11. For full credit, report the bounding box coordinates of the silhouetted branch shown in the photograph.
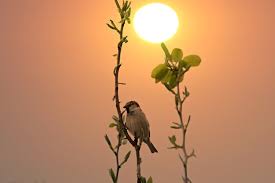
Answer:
[106,1,145,183]
[173,84,196,183]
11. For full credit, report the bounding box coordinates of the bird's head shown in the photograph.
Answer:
[123,101,140,113]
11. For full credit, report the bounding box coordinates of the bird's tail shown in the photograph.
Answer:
[146,140,158,153]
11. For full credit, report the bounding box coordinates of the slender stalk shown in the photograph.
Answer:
[135,146,141,183]
[111,1,143,182]
[173,84,195,183]
[114,14,135,147]
[134,139,142,183]
[114,135,122,182]
[153,42,200,183]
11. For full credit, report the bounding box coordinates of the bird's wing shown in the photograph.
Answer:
[139,111,150,139]
[140,111,150,127]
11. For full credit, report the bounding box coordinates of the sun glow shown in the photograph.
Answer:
[133,3,179,43]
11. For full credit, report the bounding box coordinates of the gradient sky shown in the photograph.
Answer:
[1,0,275,183]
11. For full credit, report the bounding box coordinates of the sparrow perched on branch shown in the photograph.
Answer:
[123,101,158,153]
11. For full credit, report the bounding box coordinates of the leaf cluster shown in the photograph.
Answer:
[107,0,132,34]
[151,43,201,90]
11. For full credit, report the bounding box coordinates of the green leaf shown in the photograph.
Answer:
[169,135,176,144]
[167,72,177,89]
[112,115,119,122]
[151,64,169,83]
[128,8,131,17]
[127,2,131,10]
[171,48,183,62]
[172,122,181,126]
[105,135,112,148]
[109,123,117,128]
[114,0,122,13]
[124,151,131,162]
[147,176,153,183]
[183,55,201,67]
[126,17,131,24]
[122,1,128,12]
[109,168,116,182]
[105,134,115,152]
[140,177,147,183]
[161,70,172,84]
[170,126,182,129]
[170,122,182,129]
[151,64,165,78]
[161,43,171,60]
[107,23,115,30]
[175,68,185,83]
[179,60,188,69]
[184,86,190,97]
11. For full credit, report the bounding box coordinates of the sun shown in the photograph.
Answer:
[133,3,179,43]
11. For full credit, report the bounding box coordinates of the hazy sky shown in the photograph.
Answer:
[1,0,275,183]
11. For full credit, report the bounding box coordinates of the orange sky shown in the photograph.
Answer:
[1,0,275,183]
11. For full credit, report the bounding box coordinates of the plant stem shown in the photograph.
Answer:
[135,139,142,183]
[136,146,141,183]
[174,84,195,183]
[112,1,143,182]
[114,135,122,183]
[114,2,135,148]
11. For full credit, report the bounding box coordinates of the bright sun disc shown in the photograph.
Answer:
[134,3,179,43]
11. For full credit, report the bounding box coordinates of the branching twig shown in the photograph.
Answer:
[167,84,195,183]
[105,133,131,183]
[113,3,135,147]
[152,43,201,183]
[173,84,196,183]
[107,1,145,183]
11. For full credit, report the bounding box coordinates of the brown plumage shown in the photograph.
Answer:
[124,101,158,153]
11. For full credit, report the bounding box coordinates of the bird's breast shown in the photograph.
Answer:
[126,113,149,139]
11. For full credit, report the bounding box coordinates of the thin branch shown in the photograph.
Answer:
[171,84,195,183]
[111,1,143,183]
[135,138,143,183]
[185,115,191,130]
[113,0,135,147]
[118,82,126,85]
[156,43,199,183]
[115,135,122,182]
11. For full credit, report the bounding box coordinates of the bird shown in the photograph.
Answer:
[123,101,158,153]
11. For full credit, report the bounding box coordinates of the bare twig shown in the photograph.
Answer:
[108,1,144,183]
[113,0,135,147]
[114,135,123,182]
[173,84,195,183]
[135,138,142,183]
